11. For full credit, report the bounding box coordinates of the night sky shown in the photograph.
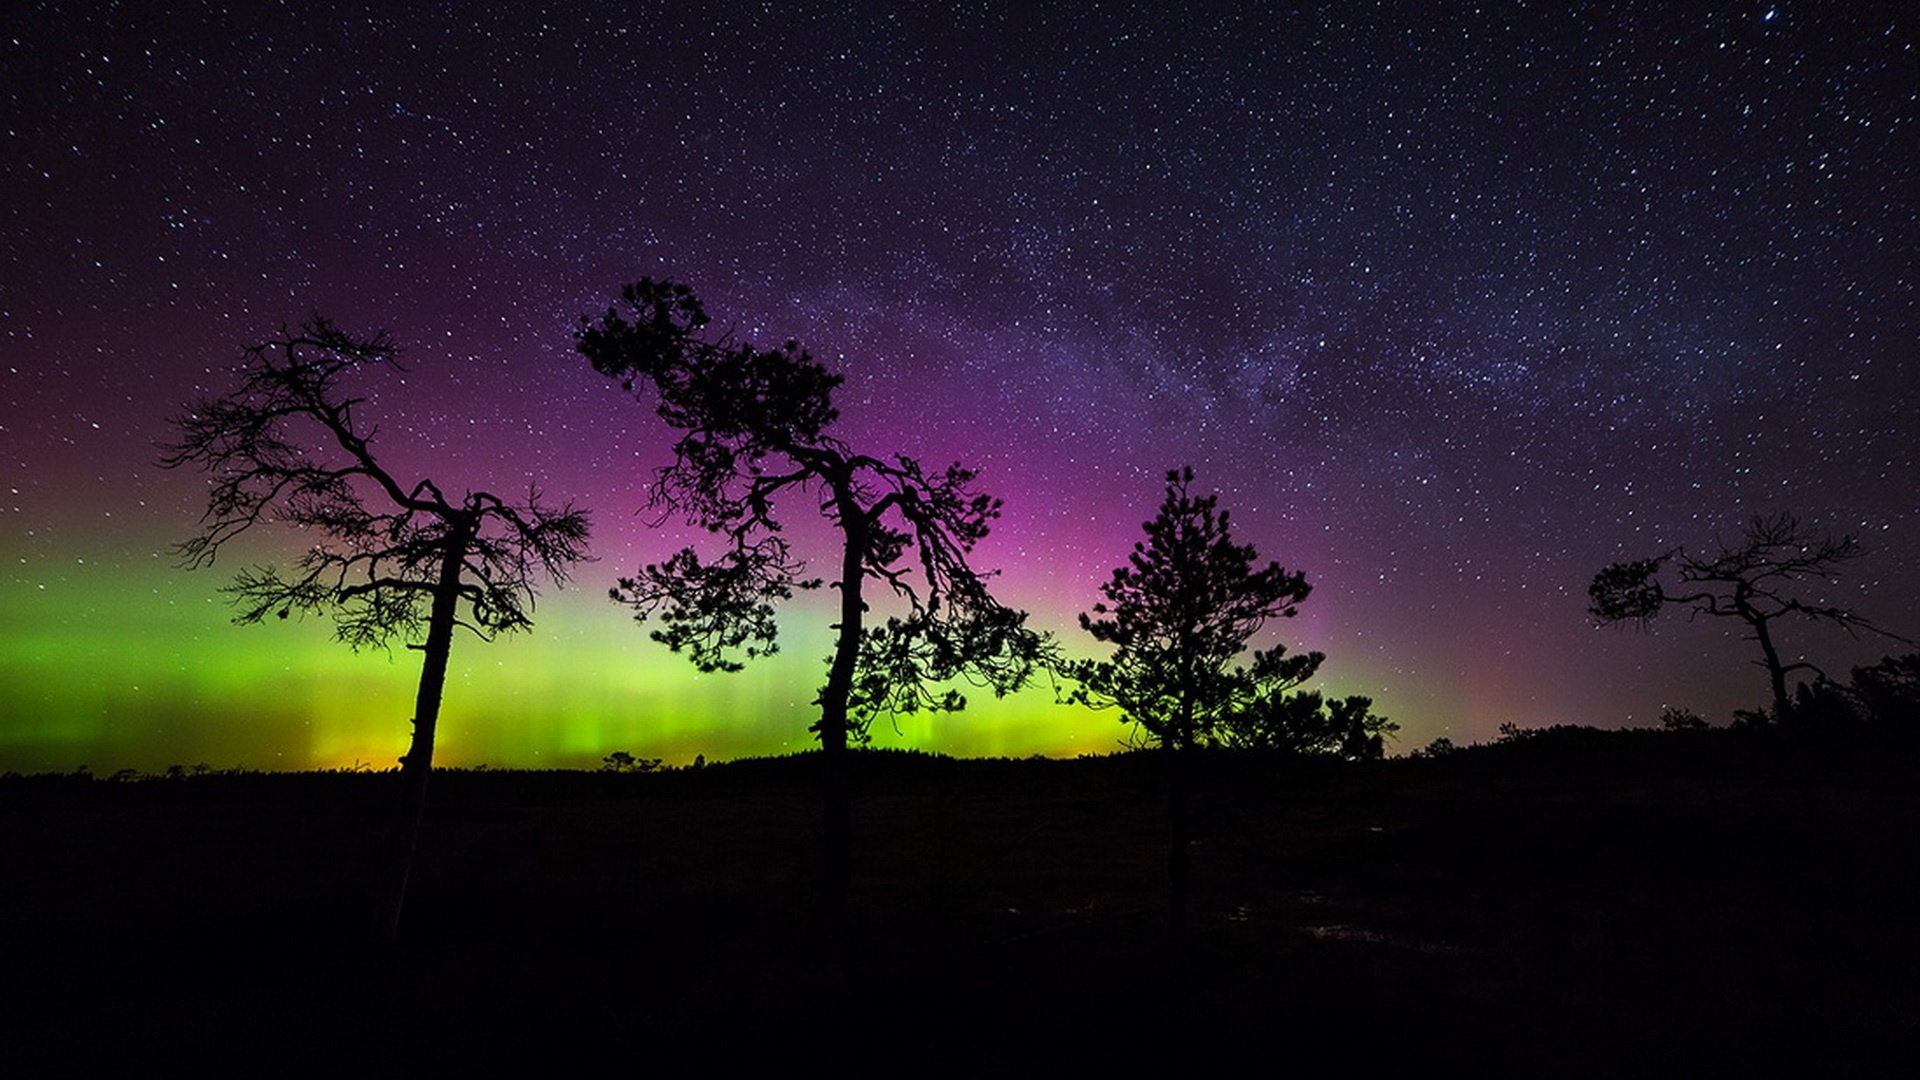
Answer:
[4,1,1915,773]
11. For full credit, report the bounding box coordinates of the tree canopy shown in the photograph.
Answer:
[577,279,1050,748]
[163,319,590,650]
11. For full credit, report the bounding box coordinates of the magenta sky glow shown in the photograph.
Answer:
[3,2,1915,772]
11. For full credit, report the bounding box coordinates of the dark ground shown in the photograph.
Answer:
[4,730,1915,1077]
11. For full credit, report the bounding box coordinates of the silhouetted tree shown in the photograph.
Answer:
[1067,466,1315,937]
[1219,691,1398,758]
[1589,513,1909,722]
[161,318,590,938]
[1659,706,1710,731]
[601,750,662,773]
[577,278,1050,912]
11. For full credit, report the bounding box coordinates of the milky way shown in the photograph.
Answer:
[4,1,1914,771]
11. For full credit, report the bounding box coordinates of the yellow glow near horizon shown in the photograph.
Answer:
[1,553,1136,773]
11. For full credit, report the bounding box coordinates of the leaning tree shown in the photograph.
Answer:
[577,278,1051,911]
[1067,466,1323,938]
[162,318,591,938]
[1589,512,1910,722]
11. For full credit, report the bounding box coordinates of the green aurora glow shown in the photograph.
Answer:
[1,534,1133,773]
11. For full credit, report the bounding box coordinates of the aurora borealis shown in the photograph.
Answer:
[3,2,1915,772]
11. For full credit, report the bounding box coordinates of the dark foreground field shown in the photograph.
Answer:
[5,731,1916,1077]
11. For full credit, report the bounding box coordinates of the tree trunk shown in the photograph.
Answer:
[381,517,472,941]
[1753,614,1793,721]
[1735,584,1794,722]
[813,485,868,924]
[1167,663,1197,946]
[1165,741,1191,944]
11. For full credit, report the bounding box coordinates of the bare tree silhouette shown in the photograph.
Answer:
[577,278,1051,914]
[1589,513,1909,721]
[161,318,590,938]
[1067,466,1316,938]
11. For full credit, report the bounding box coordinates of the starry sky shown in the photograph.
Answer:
[3,1,1915,772]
